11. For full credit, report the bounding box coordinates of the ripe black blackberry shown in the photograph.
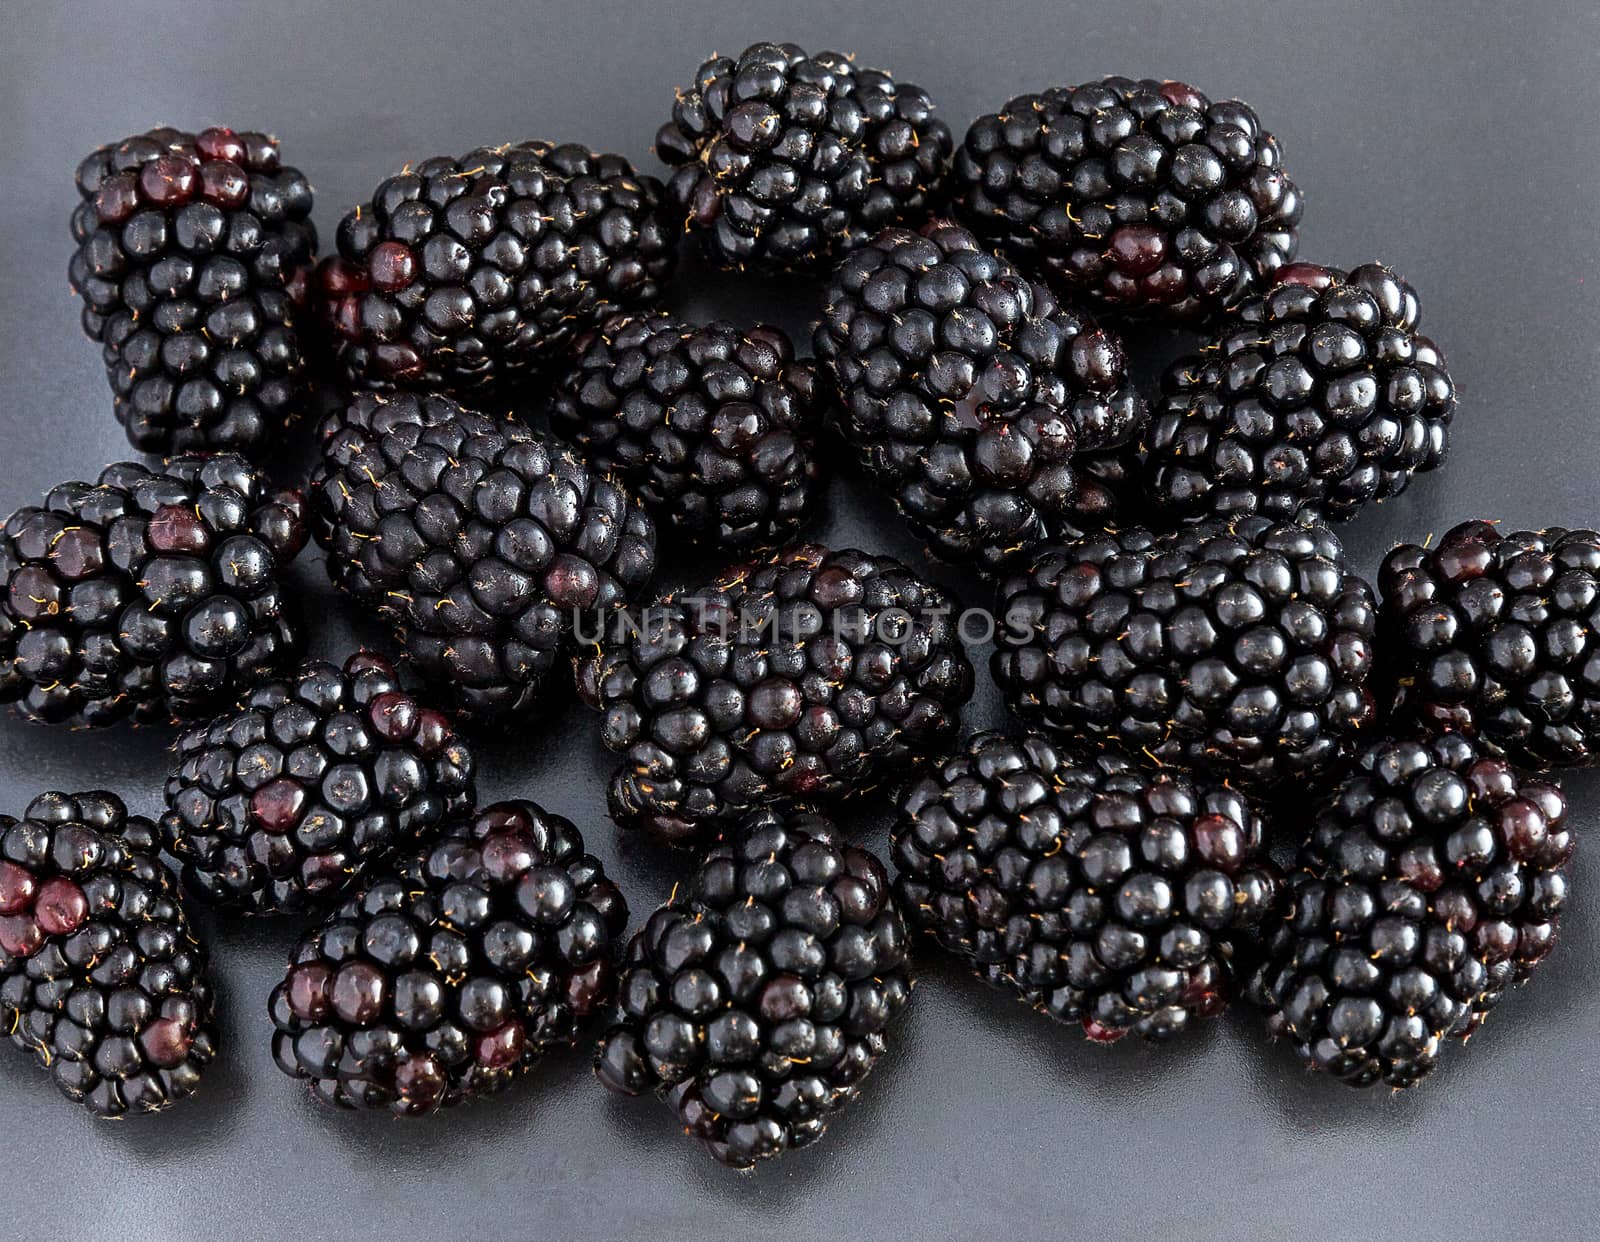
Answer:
[992,516,1379,787]
[550,311,825,550]
[161,652,476,915]
[656,41,952,272]
[1380,521,1600,768]
[310,392,658,716]
[595,811,910,1168]
[1249,733,1571,1088]
[1,791,216,1117]
[952,77,1302,318]
[576,543,974,848]
[1144,263,1456,522]
[317,140,675,392]
[814,220,1148,572]
[270,799,627,1115]
[0,455,307,727]
[894,732,1277,1042]
[68,126,317,455]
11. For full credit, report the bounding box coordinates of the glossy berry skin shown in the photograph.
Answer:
[993,517,1379,788]
[68,126,316,455]
[894,732,1277,1042]
[1,791,216,1118]
[576,543,974,848]
[1380,521,1600,768]
[1250,733,1571,1088]
[270,800,627,1115]
[317,140,675,392]
[656,41,952,272]
[0,455,307,727]
[1144,263,1455,523]
[595,812,910,1168]
[814,221,1148,572]
[550,311,825,550]
[952,77,1301,318]
[161,653,476,915]
[310,392,658,717]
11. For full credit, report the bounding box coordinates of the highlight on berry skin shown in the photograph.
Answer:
[0,791,217,1118]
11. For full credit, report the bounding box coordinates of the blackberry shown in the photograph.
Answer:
[0,455,307,727]
[310,392,658,716]
[1379,521,1600,768]
[894,732,1276,1042]
[316,140,675,392]
[993,516,1379,788]
[595,811,910,1167]
[1249,733,1571,1088]
[576,543,974,848]
[656,41,952,272]
[270,799,627,1115]
[814,220,1148,571]
[161,652,476,915]
[68,126,317,455]
[952,77,1302,318]
[550,311,825,550]
[1144,263,1456,523]
[0,791,216,1117]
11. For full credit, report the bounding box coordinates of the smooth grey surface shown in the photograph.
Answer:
[3,1,1600,1239]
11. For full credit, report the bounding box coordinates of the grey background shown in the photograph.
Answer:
[3,1,1599,1238]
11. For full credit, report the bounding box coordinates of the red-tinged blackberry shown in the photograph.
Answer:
[0,455,307,727]
[1379,521,1600,768]
[0,791,216,1118]
[576,544,974,848]
[310,392,658,717]
[894,731,1277,1042]
[68,126,317,455]
[550,311,825,550]
[1144,263,1456,522]
[595,811,910,1168]
[813,220,1148,572]
[951,77,1302,318]
[993,516,1379,788]
[160,652,476,915]
[270,799,627,1115]
[656,41,952,272]
[316,140,675,392]
[1248,732,1571,1088]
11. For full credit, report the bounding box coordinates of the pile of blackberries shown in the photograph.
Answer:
[0,41,1582,1174]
